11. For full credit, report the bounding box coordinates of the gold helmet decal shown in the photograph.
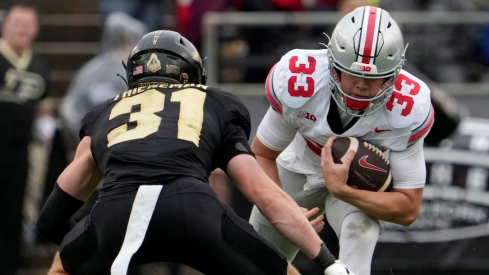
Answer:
[192,51,202,64]
[153,31,164,45]
[146,53,162,73]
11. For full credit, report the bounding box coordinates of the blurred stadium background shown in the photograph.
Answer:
[2,0,489,274]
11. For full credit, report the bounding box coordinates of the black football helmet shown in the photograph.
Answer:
[126,30,207,88]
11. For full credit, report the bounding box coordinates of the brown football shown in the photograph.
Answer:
[331,137,392,192]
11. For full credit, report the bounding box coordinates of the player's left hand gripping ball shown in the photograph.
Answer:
[331,137,392,192]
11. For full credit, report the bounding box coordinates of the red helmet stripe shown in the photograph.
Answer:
[360,6,380,64]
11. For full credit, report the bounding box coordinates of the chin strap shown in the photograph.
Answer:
[118,60,129,89]
[116,73,129,89]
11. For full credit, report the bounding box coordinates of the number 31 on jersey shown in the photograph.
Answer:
[107,88,206,147]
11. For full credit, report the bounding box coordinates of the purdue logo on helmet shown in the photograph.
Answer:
[126,30,207,88]
[327,6,407,117]
[146,53,161,73]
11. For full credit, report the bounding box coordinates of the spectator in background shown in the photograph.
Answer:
[59,12,147,141]
[99,0,163,31]
[478,4,489,66]
[379,0,478,83]
[176,0,242,52]
[476,0,489,82]
[335,0,379,13]
[0,4,49,274]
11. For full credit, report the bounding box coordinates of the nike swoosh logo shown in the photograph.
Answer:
[374,127,391,133]
[359,156,387,172]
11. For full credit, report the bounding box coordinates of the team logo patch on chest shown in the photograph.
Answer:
[299,111,317,122]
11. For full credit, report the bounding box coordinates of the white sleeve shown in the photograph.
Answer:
[389,139,427,189]
[256,107,297,151]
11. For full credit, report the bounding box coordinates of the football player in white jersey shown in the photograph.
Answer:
[249,6,434,275]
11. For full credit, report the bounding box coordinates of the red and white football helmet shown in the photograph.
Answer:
[328,6,407,116]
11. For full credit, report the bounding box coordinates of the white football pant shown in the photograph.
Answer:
[249,162,385,275]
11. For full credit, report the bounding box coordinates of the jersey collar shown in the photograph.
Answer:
[0,39,32,70]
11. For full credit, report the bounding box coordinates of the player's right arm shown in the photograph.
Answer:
[227,154,326,261]
[56,136,103,201]
[37,137,102,245]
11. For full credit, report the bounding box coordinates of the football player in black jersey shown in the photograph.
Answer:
[0,4,49,274]
[38,30,352,275]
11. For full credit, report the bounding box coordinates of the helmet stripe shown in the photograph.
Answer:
[359,6,380,64]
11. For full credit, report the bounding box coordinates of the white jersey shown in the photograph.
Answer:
[258,48,434,189]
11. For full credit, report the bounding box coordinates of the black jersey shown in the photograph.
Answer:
[80,83,254,196]
[0,44,48,142]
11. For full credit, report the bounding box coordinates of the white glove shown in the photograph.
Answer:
[324,260,355,275]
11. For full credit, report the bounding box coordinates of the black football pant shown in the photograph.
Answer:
[59,177,288,275]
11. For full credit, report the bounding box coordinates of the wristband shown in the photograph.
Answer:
[313,243,336,270]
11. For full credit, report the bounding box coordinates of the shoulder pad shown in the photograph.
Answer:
[210,89,252,140]
[79,103,106,139]
[386,70,432,130]
[265,49,329,114]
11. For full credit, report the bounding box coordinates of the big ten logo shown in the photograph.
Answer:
[356,64,372,72]
[299,111,316,122]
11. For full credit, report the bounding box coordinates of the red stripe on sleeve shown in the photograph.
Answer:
[408,105,435,143]
[265,63,283,115]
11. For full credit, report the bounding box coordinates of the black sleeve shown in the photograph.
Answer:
[37,184,84,245]
[229,104,252,141]
[213,88,253,140]
[208,88,254,171]
[217,118,255,172]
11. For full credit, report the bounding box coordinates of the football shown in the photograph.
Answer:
[331,137,392,192]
